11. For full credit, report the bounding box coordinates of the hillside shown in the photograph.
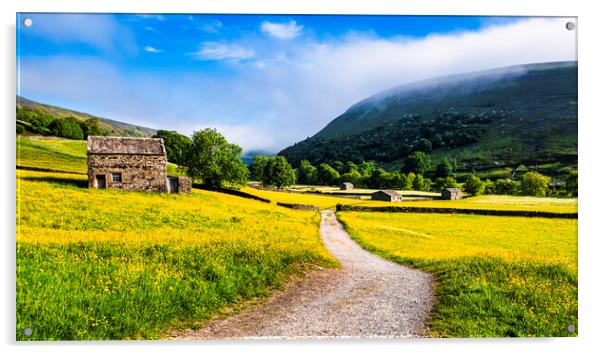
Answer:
[279,61,577,171]
[17,96,157,137]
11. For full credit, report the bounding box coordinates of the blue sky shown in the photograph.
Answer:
[17,14,576,152]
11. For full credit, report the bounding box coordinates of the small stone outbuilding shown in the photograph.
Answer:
[340,182,353,191]
[371,190,402,202]
[87,136,191,194]
[441,187,462,200]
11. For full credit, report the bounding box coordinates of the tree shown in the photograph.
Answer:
[404,151,432,175]
[250,156,270,181]
[345,161,359,173]
[398,173,410,190]
[340,169,362,186]
[565,171,578,196]
[332,160,345,174]
[415,138,433,152]
[153,130,192,165]
[463,175,485,195]
[358,161,377,177]
[80,118,103,139]
[51,117,84,140]
[182,128,248,189]
[492,178,521,195]
[521,172,551,196]
[435,157,455,178]
[433,176,458,192]
[297,159,317,185]
[317,163,340,185]
[407,172,416,190]
[262,156,296,188]
[412,174,426,191]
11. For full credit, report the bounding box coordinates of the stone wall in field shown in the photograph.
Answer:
[336,204,578,219]
[276,202,320,211]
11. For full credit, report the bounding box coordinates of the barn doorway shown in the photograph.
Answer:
[96,175,106,189]
[168,177,179,193]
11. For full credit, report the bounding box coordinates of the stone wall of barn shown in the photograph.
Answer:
[88,154,168,192]
[177,176,192,194]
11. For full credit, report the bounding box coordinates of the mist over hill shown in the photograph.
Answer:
[279,61,577,170]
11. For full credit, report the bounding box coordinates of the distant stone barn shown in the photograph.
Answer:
[87,136,191,194]
[340,182,353,190]
[441,187,462,200]
[371,190,402,202]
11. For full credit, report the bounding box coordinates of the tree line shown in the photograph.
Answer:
[17,107,108,140]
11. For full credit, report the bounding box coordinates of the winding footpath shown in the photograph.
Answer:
[169,210,434,339]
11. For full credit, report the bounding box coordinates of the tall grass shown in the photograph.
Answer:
[17,170,337,340]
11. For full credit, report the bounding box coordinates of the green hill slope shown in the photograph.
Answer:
[17,96,157,137]
[279,61,577,171]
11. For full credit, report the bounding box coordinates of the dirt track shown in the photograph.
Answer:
[168,209,434,339]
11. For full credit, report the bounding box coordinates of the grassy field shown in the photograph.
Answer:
[17,136,87,173]
[16,170,337,340]
[242,187,577,213]
[338,211,578,337]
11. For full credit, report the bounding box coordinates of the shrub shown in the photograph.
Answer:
[521,172,551,197]
[463,175,485,196]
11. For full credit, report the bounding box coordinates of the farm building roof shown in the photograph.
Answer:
[444,188,462,193]
[375,190,401,196]
[87,136,166,155]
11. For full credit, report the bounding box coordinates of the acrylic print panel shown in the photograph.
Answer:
[15,13,578,340]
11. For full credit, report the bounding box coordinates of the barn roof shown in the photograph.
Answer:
[374,189,401,196]
[87,136,166,155]
[444,188,462,193]
[341,182,353,185]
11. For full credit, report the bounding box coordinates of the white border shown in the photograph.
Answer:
[3,1,601,354]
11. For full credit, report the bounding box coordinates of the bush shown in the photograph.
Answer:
[51,117,84,140]
[433,176,458,192]
[491,179,521,195]
[463,175,485,196]
[521,172,551,197]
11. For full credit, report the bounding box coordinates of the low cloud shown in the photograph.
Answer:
[19,17,576,152]
[261,20,303,40]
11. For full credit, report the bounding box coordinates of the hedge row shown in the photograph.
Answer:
[276,202,320,211]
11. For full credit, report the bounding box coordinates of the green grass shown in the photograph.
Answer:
[17,136,87,173]
[338,212,577,337]
[17,170,337,340]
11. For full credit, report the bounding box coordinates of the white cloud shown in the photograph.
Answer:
[19,18,576,152]
[198,20,223,33]
[192,42,255,62]
[144,46,163,53]
[261,20,303,40]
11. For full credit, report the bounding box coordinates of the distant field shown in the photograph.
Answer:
[359,195,578,213]
[242,187,577,213]
[339,211,577,337]
[17,170,337,340]
[17,136,87,173]
[240,187,368,209]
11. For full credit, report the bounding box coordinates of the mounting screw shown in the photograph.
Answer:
[23,327,32,336]
[22,18,33,27]
[566,22,575,31]
[567,324,576,333]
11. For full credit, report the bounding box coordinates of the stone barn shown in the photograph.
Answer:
[371,190,402,202]
[340,182,353,191]
[87,136,191,194]
[441,187,462,200]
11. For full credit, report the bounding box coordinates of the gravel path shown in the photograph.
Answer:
[169,209,434,339]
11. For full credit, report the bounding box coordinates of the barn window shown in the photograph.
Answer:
[112,173,122,183]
